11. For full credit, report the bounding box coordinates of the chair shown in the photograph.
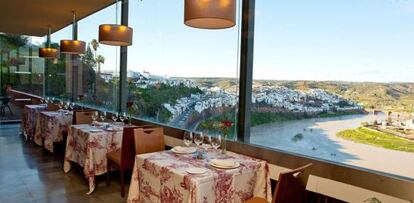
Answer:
[106,126,164,197]
[73,110,96,124]
[47,103,60,111]
[0,97,12,116]
[245,163,312,203]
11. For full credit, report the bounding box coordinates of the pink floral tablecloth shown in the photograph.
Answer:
[127,150,271,203]
[34,110,72,153]
[64,124,123,194]
[22,104,47,140]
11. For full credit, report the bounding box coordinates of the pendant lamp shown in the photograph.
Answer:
[60,11,86,54]
[99,0,133,46]
[184,0,236,29]
[39,26,58,58]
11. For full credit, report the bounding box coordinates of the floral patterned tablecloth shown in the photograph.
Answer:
[64,124,124,194]
[22,104,47,140]
[34,110,73,153]
[127,150,271,203]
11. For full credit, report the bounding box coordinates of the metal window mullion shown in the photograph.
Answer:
[118,0,129,112]
[237,0,255,143]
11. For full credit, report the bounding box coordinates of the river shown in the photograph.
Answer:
[251,113,414,179]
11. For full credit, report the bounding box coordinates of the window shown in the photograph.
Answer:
[251,0,414,179]
[77,3,119,111]
[127,0,241,138]
[45,26,73,100]
[0,34,44,96]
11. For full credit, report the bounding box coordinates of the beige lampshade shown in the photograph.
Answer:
[184,0,236,29]
[39,47,58,58]
[99,24,133,46]
[60,40,86,54]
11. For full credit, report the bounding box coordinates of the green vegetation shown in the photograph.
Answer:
[337,127,414,153]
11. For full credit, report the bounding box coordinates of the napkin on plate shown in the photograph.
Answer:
[211,159,236,167]
[173,146,195,153]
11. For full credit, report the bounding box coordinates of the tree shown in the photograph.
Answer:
[96,55,105,74]
[91,39,99,55]
[81,45,96,68]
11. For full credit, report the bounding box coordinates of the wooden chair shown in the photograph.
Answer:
[73,110,96,124]
[47,103,60,111]
[245,163,312,203]
[106,126,163,197]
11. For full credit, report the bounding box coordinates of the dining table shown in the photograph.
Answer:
[127,148,272,203]
[34,110,73,153]
[22,104,47,141]
[63,123,125,194]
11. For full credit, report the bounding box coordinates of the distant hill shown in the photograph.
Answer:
[189,78,414,111]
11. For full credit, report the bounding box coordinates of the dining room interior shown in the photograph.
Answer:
[0,0,414,203]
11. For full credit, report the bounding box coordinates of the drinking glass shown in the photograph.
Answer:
[183,131,193,147]
[45,97,50,104]
[211,134,222,150]
[92,111,98,123]
[112,112,119,122]
[193,132,204,147]
[69,102,75,110]
[65,101,70,110]
[58,101,63,109]
[100,111,107,122]
[203,135,211,150]
[119,112,126,122]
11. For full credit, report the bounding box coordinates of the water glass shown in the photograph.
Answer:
[211,135,222,150]
[183,131,193,147]
[203,135,211,150]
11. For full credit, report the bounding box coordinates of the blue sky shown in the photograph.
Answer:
[47,0,414,83]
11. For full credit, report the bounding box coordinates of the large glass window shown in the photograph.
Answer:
[251,0,414,179]
[77,3,119,112]
[45,27,73,100]
[127,0,241,138]
[0,34,44,96]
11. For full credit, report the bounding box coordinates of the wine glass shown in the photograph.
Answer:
[211,134,222,150]
[65,101,70,110]
[119,112,126,123]
[112,112,119,122]
[58,101,63,109]
[91,111,98,124]
[45,97,50,104]
[202,135,211,150]
[100,111,107,122]
[183,131,193,147]
[194,132,204,147]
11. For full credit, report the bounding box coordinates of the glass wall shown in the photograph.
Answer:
[0,34,44,96]
[45,26,73,100]
[251,0,414,179]
[77,3,119,111]
[127,0,241,138]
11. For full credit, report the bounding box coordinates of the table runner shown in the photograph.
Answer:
[64,124,123,194]
[34,110,72,153]
[127,150,271,203]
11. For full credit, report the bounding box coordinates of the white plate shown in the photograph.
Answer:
[186,167,207,175]
[171,147,197,154]
[89,129,103,133]
[209,161,240,169]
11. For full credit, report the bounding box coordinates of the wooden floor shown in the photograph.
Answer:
[0,124,127,203]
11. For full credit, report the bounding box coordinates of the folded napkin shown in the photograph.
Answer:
[173,146,195,153]
[211,159,236,167]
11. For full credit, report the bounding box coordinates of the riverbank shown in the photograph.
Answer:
[336,127,414,153]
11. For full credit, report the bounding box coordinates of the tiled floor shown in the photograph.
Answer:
[0,124,127,203]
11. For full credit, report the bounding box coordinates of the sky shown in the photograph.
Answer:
[40,0,414,83]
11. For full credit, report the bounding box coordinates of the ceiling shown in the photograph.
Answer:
[0,0,115,37]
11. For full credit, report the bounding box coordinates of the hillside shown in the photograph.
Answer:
[190,78,414,111]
